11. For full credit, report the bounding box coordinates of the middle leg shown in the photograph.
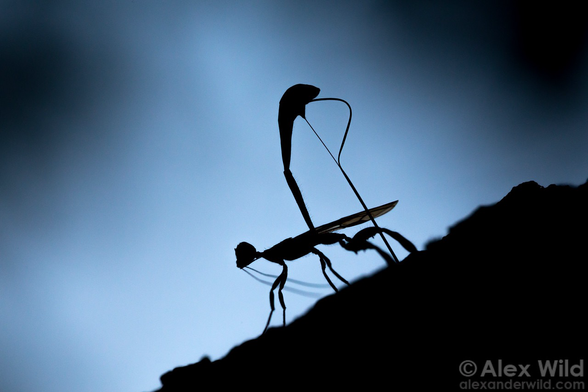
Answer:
[311,248,350,292]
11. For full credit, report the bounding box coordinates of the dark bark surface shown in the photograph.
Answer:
[155,180,587,391]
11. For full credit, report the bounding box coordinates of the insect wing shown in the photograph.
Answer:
[315,200,398,234]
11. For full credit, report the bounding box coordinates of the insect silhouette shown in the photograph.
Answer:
[235,201,417,333]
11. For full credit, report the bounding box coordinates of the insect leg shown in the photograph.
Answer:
[311,248,338,291]
[340,234,395,265]
[351,227,417,254]
[263,288,276,334]
[318,248,350,286]
[277,264,288,327]
[311,248,349,291]
[263,262,288,333]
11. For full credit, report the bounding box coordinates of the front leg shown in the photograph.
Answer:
[277,263,288,327]
[263,261,288,333]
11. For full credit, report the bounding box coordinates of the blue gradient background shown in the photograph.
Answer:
[1,2,587,391]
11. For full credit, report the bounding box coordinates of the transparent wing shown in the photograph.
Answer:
[313,200,398,234]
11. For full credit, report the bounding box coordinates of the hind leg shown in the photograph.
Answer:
[350,227,417,254]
